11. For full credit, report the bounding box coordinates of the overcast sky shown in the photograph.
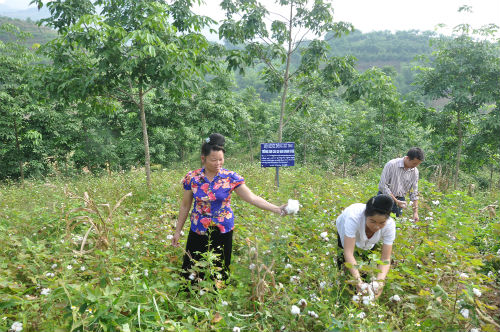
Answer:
[3,0,499,37]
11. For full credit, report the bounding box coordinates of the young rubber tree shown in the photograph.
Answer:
[218,0,354,143]
[32,0,219,189]
[344,67,403,165]
[415,22,500,188]
[0,23,40,183]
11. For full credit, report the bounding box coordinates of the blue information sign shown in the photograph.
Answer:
[260,142,295,167]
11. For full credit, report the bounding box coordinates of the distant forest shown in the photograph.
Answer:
[1,16,431,97]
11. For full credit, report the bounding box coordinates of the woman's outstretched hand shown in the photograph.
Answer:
[171,232,181,247]
[279,204,288,216]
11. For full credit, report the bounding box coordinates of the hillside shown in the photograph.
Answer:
[0,15,56,46]
[326,29,434,70]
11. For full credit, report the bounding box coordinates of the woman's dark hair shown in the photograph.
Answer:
[407,147,424,161]
[365,194,393,217]
[201,133,226,156]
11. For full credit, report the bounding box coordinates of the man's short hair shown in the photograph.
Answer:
[407,147,424,161]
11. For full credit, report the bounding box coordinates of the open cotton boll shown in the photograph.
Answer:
[291,305,301,315]
[286,199,300,214]
[370,281,380,292]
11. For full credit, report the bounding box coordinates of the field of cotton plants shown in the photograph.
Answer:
[1,164,499,332]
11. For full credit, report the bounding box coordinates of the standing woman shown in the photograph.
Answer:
[171,133,287,281]
[336,194,395,297]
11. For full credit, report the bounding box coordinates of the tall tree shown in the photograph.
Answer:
[415,26,500,188]
[218,0,354,143]
[0,23,39,182]
[344,67,402,165]
[32,0,219,189]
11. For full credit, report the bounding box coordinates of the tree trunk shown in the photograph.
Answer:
[379,110,385,166]
[139,87,152,190]
[489,163,493,192]
[13,117,24,184]
[278,3,294,143]
[246,127,254,163]
[454,110,462,189]
[303,142,307,165]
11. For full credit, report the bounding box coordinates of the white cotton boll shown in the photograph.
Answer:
[51,264,58,269]
[352,295,360,302]
[290,275,300,284]
[432,200,440,205]
[286,199,300,214]
[488,271,494,278]
[284,263,293,269]
[472,288,482,297]
[470,328,480,332]
[144,269,149,277]
[166,234,173,240]
[360,283,368,291]
[199,290,205,296]
[67,265,73,270]
[46,272,55,278]
[307,310,318,318]
[460,308,469,319]
[249,263,256,270]
[41,288,51,295]
[389,295,401,302]
[189,273,196,280]
[371,281,380,292]
[221,300,228,306]
[319,281,327,289]
[310,293,319,302]
[298,298,307,307]
[320,231,328,239]
[459,272,469,279]
[291,305,301,315]
[233,328,241,332]
[11,322,23,332]
[357,312,366,319]
[125,242,130,248]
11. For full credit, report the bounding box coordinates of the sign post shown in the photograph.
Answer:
[260,142,295,188]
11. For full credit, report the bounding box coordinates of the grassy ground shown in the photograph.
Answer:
[1,164,499,331]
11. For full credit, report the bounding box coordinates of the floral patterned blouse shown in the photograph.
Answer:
[182,168,245,234]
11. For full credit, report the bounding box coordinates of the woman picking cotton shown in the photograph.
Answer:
[171,133,290,282]
[336,194,395,298]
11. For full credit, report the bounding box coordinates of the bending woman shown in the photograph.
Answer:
[171,133,288,281]
[336,194,395,297]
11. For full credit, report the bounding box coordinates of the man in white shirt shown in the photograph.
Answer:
[378,147,424,222]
